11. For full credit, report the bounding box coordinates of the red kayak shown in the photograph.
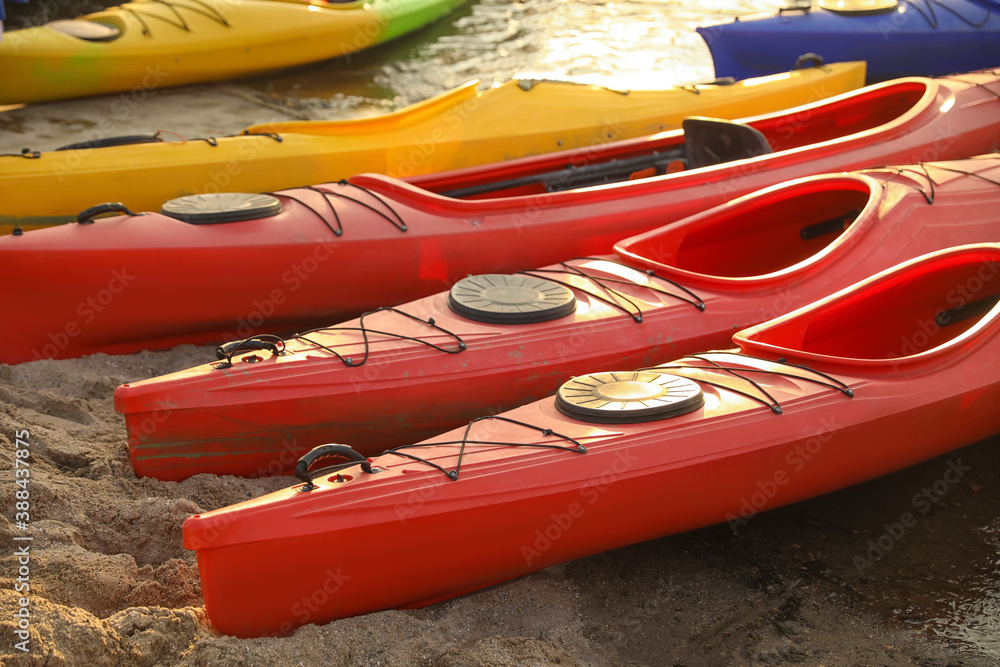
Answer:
[184,242,1000,638]
[5,69,1000,365]
[117,156,1000,480]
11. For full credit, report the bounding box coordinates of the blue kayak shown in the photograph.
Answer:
[697,0,1000,82]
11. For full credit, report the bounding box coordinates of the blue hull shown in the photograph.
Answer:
[697,0,1000,82]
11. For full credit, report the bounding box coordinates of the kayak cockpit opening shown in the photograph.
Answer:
[615,177,873,279]
[433,143,685,199]
[431,81,928,200]
[756,82,926,153]
[738,247,1000,361]
[432,116,770,199]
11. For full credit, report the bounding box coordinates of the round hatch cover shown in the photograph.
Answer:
[47,19,122,42]
[556,370,704,424]
[161,193,282,224]
[449,274,576,324]
[818,0,898,14]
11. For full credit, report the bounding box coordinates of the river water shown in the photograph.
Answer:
[8,0,790,109]
[215,0,787,117]
[1,0,787,145]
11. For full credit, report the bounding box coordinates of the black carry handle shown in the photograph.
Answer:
[703,77,737,86]
[56,134,163,151]
[793,53,826,70]
[295,444,375,490]
[215,338,280,361]
[213,335,286,368]
[76,202,142,224]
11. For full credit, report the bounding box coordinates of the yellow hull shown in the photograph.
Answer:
[0,0,468,104]
[0,62,866,232]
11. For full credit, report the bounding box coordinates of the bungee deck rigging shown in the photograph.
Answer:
[868,156,1000,205]
[516,258,707,322]
[212,257,708,370]
[121,0,233,36]
[640,353,855,415]
[290,351,857,488]
[872,0,992,30]
[266,181,410,237]
[215,306,467,369]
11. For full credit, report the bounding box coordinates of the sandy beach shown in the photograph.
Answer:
[1,343,999,665]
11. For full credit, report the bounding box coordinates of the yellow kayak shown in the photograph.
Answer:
[0,0,468,104]
[0,62,866,233]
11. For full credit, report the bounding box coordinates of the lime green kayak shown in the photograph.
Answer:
[0,0,468,104]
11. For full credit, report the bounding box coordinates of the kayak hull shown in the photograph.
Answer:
[114,156,1000,480]
[697,0,1000,82]
[0,63,867,232]
[0,0,467,104]
[183,244,1000,637]
[5,69,1000,365]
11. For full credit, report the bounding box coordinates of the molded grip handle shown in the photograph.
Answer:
[792,53,825,70]
[76,202,140,224]
[295,444,373,488]
[215,339,279,361]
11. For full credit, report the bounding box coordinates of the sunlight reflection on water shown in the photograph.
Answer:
[925,524,1000,659]
[929,582,1000,658]
[240,0,787,115]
